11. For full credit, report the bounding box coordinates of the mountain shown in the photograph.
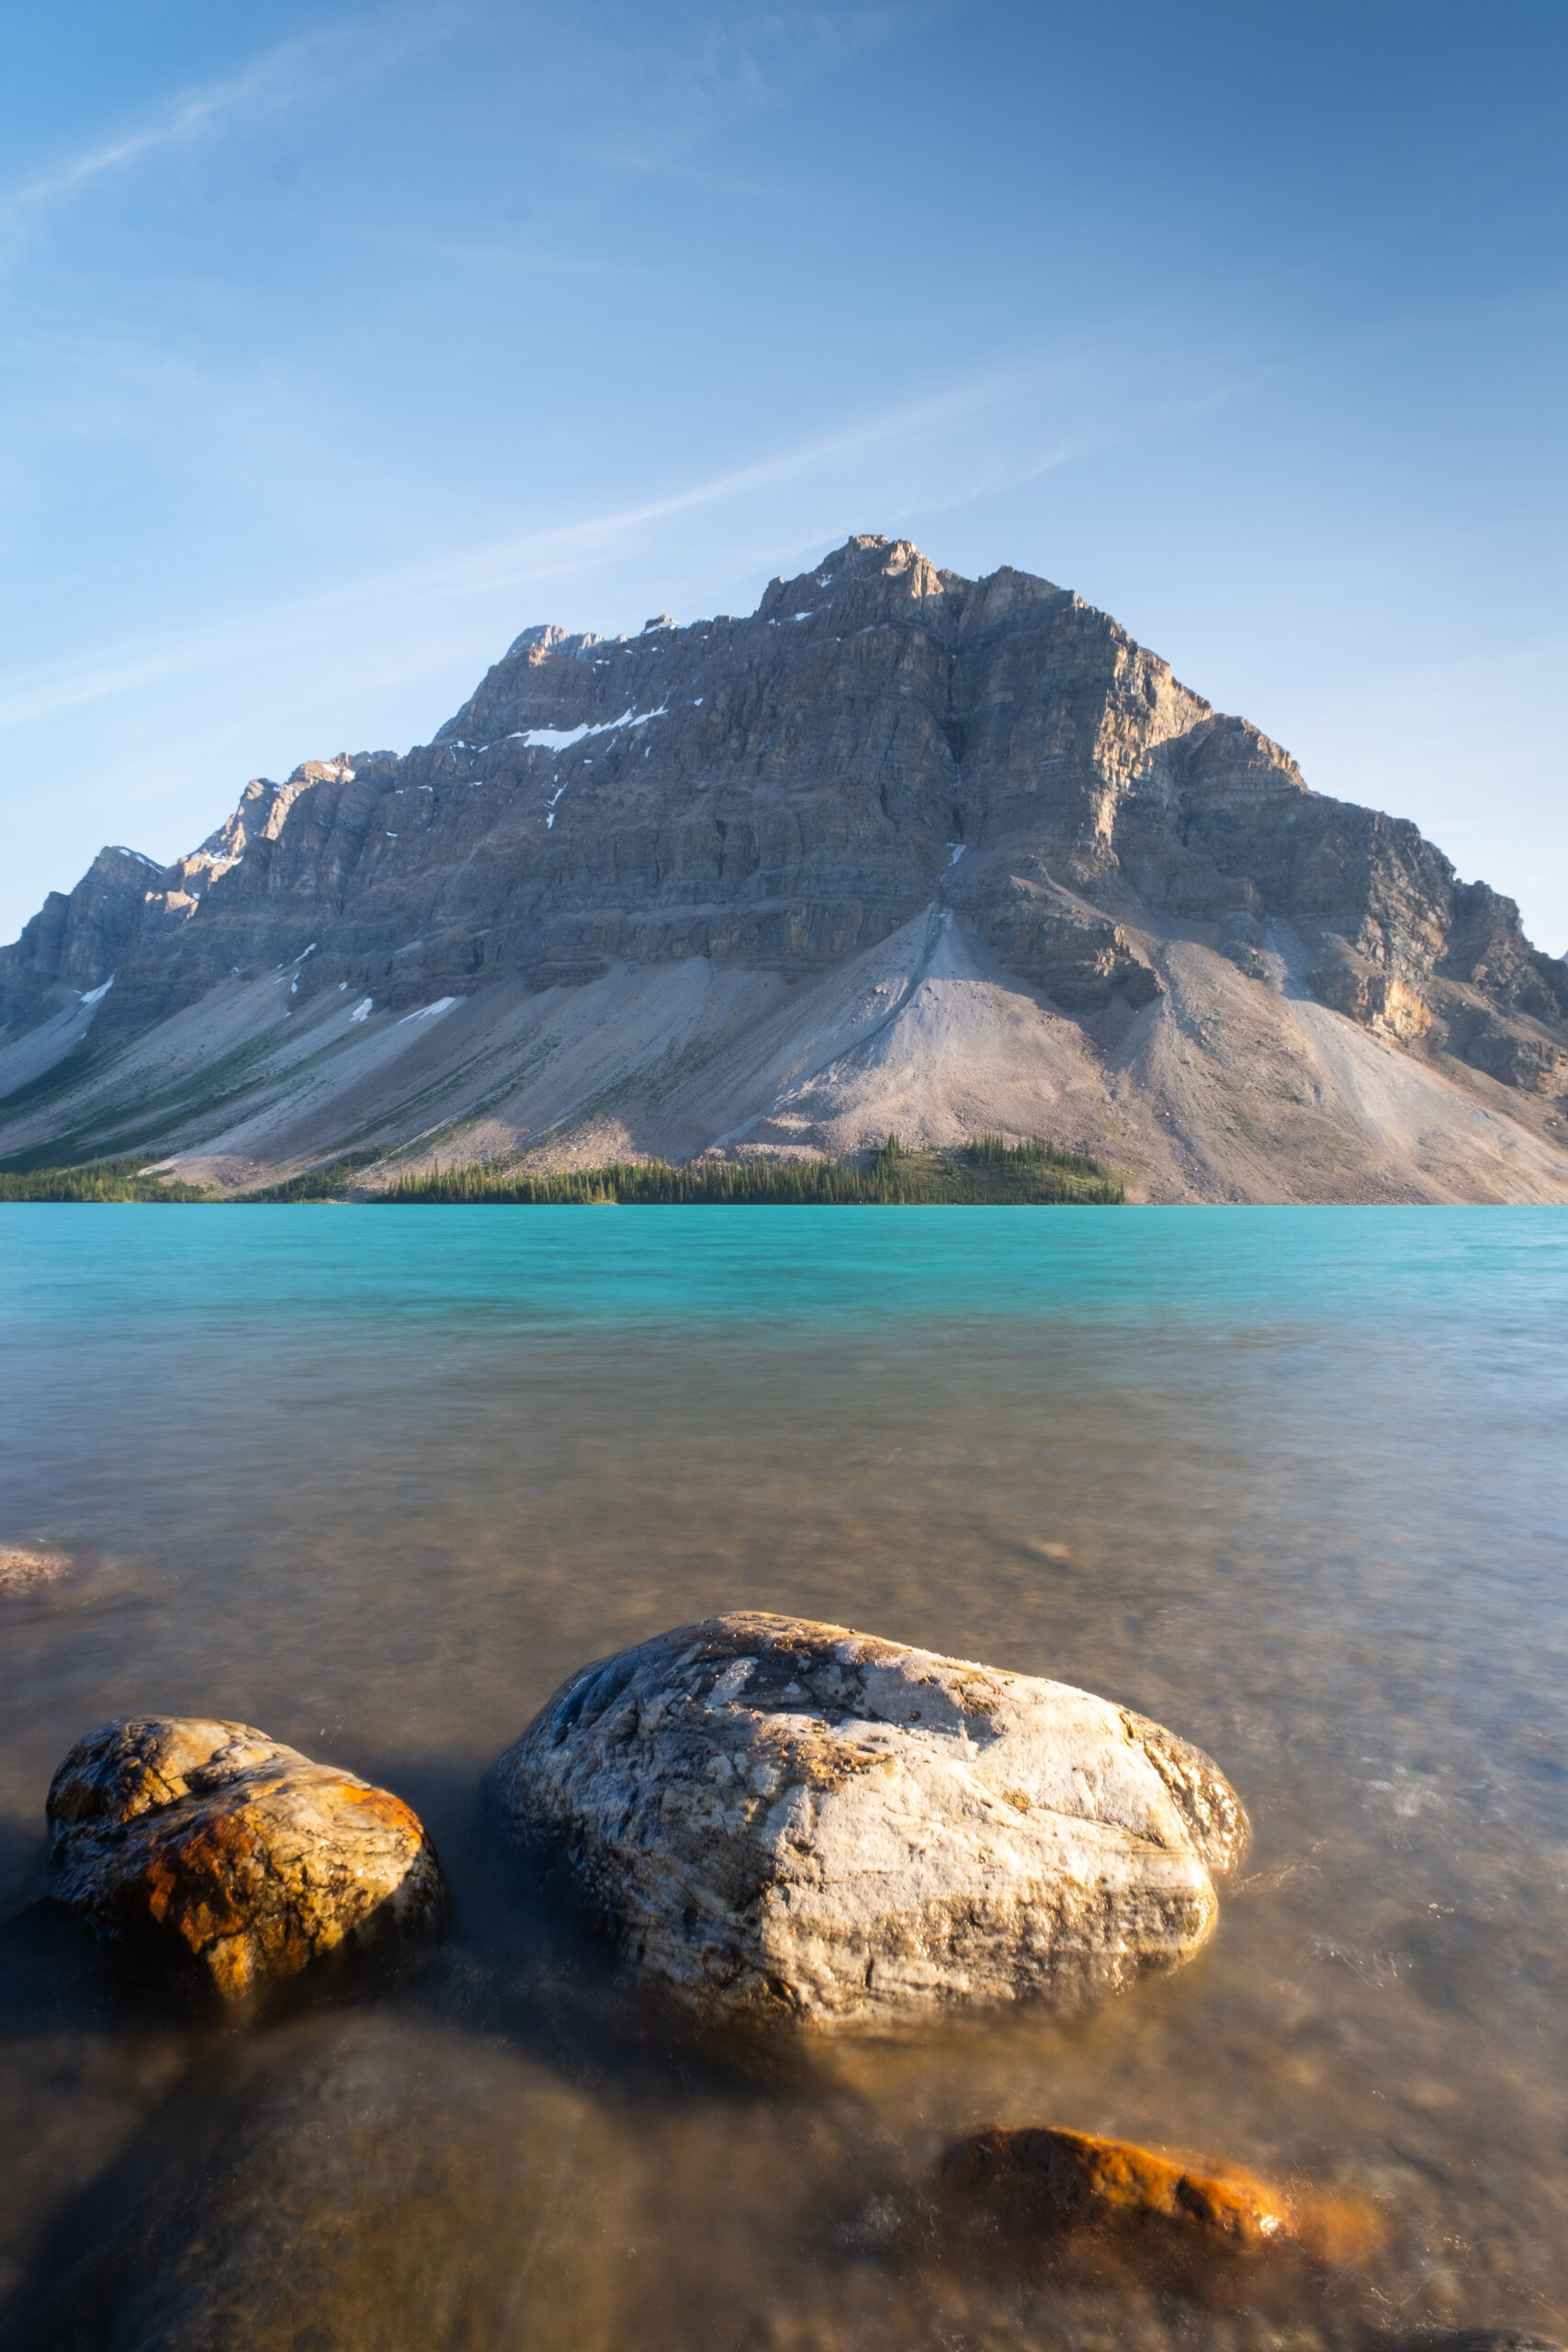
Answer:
[2,533,1565,1202]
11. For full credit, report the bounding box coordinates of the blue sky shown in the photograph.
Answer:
[2,1,1564,948]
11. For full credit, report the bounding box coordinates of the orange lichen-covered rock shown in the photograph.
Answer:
[46,1717,446,2003]
[942,2126,1320,2256]
[933,2125,1382,2314]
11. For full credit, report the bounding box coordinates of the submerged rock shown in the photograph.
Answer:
[939,2125,1381,2273]
[494,1611,1247,2030]
[0,1543,70,1593]
[46,1717,446,2003]
[1394,2337,1566,2352]
[1,2012,621,2352]
[942,2126,1292,2252]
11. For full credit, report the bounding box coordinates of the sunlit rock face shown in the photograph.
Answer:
[46,1716,446,2004]
[3,535,1566,1204]
[3,533,1563,1083]
[495,1612,1247,2031]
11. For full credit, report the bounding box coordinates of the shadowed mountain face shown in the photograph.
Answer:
[2,535,1566,1202]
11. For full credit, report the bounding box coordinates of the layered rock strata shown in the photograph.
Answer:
[3,535,1566,1199]
[47,1716,446,2002]
[495,1612,1247,2030]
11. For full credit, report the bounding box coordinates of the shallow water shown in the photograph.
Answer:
[1,1204,1565,2351]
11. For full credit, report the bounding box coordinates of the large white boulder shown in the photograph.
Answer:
[496,1612,1247,2030]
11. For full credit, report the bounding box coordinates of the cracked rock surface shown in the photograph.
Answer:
[495,1611,1247,2030]
[46,1716,446,2002]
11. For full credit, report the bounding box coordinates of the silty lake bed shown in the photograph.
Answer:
[0,1204,1564,2352]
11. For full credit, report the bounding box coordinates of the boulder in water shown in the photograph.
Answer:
[494,1611,1247,2029]
[939,2123,1381,2276]
[0,1543,70,1594]
[46,1716,446,2003]
[942,2126,1292,2252]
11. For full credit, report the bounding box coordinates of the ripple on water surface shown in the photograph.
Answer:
[0,1204,1564,2349]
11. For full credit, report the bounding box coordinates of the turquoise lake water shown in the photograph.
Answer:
[1,1206,1565,2350]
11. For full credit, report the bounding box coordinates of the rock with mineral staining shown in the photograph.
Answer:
[940,2124,1382,2271]
[494,1612,1247,2030]
[942,2126,1292,2252]
[46,1716,446,2003]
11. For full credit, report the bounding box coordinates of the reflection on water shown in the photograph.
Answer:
[0,1205,1565,2349]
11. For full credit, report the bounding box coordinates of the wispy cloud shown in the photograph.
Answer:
[0,345,1264,738]
[0,364,1073,732]
[0,8,457,260]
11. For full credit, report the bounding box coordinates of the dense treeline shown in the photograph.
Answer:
[382,1136,1124,1206]
[0,1157,208,1202]
[0,1136,1125,1205]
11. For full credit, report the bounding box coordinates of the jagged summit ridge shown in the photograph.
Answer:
[1,533,1565,1202]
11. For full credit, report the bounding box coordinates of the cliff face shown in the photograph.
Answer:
[1,845,170,1025]
[3,534,1565,1199]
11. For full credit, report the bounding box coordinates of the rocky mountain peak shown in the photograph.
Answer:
[2,534,1564,1199]
[503,623,604,662]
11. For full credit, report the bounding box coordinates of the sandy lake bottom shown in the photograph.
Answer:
[1,1204,1565,2351]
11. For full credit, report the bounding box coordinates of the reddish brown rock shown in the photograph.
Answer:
[943,2125,1291,2251]
[47,1716,446,2003]
[940,2124,1379,2270]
